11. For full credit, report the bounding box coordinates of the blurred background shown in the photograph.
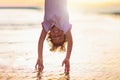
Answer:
[0,0,120,80]
[0,0,120,12]
[0,0,120,29]
[69,0,120,13]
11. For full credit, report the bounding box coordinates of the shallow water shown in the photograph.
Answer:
[0,9,120,80]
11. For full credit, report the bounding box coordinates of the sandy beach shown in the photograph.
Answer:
[0,9,120,80]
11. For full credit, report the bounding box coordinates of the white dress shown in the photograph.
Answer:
[42,0,71,33]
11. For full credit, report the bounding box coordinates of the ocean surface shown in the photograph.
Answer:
[0,9,120,80]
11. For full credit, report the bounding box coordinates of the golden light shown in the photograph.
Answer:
[68,0,120,6]
[69,0,120,3]
[68,0,120,11]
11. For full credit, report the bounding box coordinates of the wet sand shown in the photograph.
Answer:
[0,10,120,80]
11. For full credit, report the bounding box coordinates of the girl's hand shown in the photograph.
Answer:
[62,58,70,75]
[35,59,44,72]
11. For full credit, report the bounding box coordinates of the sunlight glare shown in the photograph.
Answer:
[69,0,115,3]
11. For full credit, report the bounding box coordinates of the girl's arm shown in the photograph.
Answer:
[66,29,73,60]
[38,29,47,59]
[62,28,73,74]
[35,28,47,72]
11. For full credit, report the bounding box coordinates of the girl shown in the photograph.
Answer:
[35,0,73,74]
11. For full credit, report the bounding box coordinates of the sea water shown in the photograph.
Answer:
[0,9,120,80]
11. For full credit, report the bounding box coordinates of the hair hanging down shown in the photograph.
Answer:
[46,31,67,52]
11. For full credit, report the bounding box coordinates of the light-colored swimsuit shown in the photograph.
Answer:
[42,0,71,33]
